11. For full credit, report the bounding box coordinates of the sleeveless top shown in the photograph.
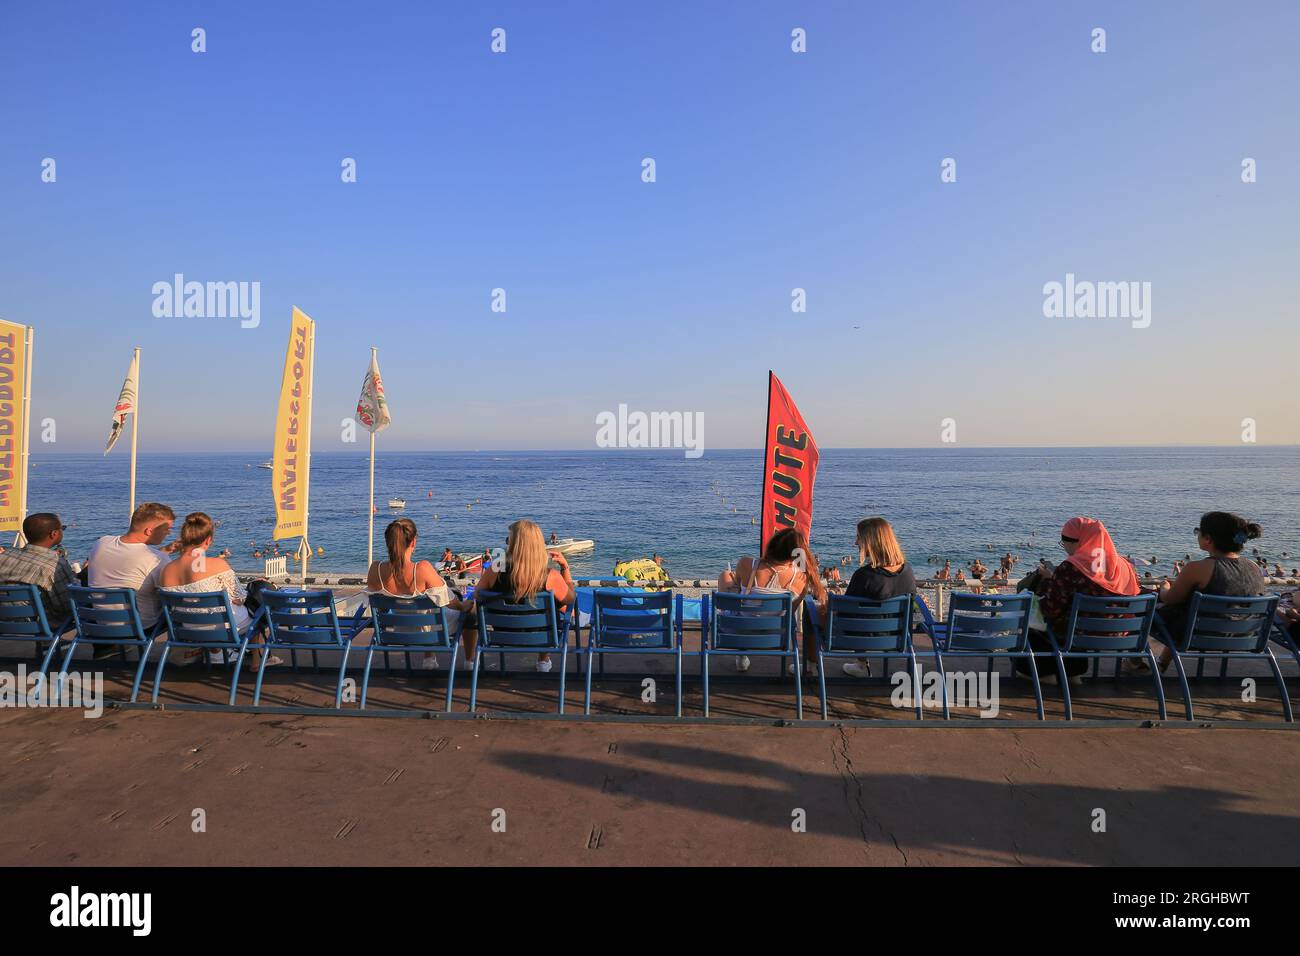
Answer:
[487,567,566,609]
[741,559,798,596]
[369,561,452,606]
[1203,556,1265,598]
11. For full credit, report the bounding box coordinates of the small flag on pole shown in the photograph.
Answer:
[356,350,391,433]
[104,352,139,455]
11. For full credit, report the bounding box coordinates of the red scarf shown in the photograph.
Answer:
[1061,516,1138,595]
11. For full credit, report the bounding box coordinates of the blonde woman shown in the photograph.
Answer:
[841,517,917,679]
[366,518,466,670]
[466,519,576,672]
[157,512,280,669]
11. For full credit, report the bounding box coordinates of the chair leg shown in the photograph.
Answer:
[56,639,79,700]
[701,650,710,718]
[1265,648,1293,722]
[334,645,352,709]
[469,651,482,712]
[1056,653,1073,721]
[584,646,596,716]
[1169,651,1194,721]
[1147,648,1167,720]
[359,646,377,710]
[1025,651,1045,721]
[444,641,458,713]
[675,645,683,718]
[229,641,250,706]
[817,649,829,720]
[793,650,802,719]
[910,650,923,720]
[932,648,950,719]
[129,642,152,703]
[37,638,62,682]
[558,644,568,715]
[151,644,173,704]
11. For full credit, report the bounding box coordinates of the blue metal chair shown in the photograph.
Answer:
[0,584,69,689]
[156,591,267,705]
[918,591,1043,720]
[810,594,920,720]
[365,594,460,711]
[1156,593,1288,722]
[257,590,369,708]
[1045,593,1163,720]
[702,591,802,718]
[471,590,570,713]
[64,585,160,703]
[583,589,681,716]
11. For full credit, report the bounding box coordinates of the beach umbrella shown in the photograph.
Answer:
[356,347,391,565]
[103,348,141,516]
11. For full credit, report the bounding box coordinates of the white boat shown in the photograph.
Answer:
[548,537,594,554]
[388,498,406,509]
[258,461,273,469]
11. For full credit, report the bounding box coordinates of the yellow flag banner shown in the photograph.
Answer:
[0,320,30,535]
[272,308,315,541]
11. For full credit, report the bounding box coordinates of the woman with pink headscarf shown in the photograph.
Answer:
[1015,517,1139,679]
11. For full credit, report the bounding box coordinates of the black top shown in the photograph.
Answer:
[846,563,917,601]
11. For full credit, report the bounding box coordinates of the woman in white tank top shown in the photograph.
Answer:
[717,529,827,675]
[366,519,466,670]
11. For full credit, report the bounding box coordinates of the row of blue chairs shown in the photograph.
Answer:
[1,584,1295,721]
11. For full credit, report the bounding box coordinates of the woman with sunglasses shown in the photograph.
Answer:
[1147,512,1266,671]
[1016,516,1139,680]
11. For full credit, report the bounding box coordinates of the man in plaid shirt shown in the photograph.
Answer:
[0,513,77,627]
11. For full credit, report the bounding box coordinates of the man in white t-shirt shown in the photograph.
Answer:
[86,502,176,633]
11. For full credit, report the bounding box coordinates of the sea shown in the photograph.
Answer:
[25,447,1300,580]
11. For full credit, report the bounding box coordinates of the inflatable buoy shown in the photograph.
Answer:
[613,558,671,591]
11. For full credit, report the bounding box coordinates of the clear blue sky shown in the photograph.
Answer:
[3,0,1297,452]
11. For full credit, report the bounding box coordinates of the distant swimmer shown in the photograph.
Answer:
[936,560,952,581]
[954,568,967,582]
[549,532,558,545]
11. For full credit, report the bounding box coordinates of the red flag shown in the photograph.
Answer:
[760,371,819,553]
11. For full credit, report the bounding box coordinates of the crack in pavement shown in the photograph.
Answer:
[832,726,909,865]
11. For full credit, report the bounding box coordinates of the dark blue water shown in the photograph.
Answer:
[26,447,1300,578]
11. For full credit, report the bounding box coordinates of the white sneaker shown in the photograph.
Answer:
[735,655,751,672]
[207,650,225,665]
[842,660,872,679]
[420,653,438,671]
[535,658,553,673]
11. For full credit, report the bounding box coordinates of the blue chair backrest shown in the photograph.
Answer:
[261,589,345,646]
[160,590,242,648]
[824,594,913,653]
[1182,593,1279,653]
[590,589,675,650]
[368,593,454,648]
[476,590,563,650]
[67,585,148,642]
[945,592,1033,652]
[0,583,55,640]
[1062,593,1156,652]
[709,591,794,652]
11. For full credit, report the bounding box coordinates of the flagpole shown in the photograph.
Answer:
[301,326,315,587]
[128,346,140,518]
[15,326,33,547]
[759,370,772,556]
[367,345,378,568]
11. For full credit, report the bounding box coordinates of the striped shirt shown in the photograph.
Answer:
[0,544,77,625]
